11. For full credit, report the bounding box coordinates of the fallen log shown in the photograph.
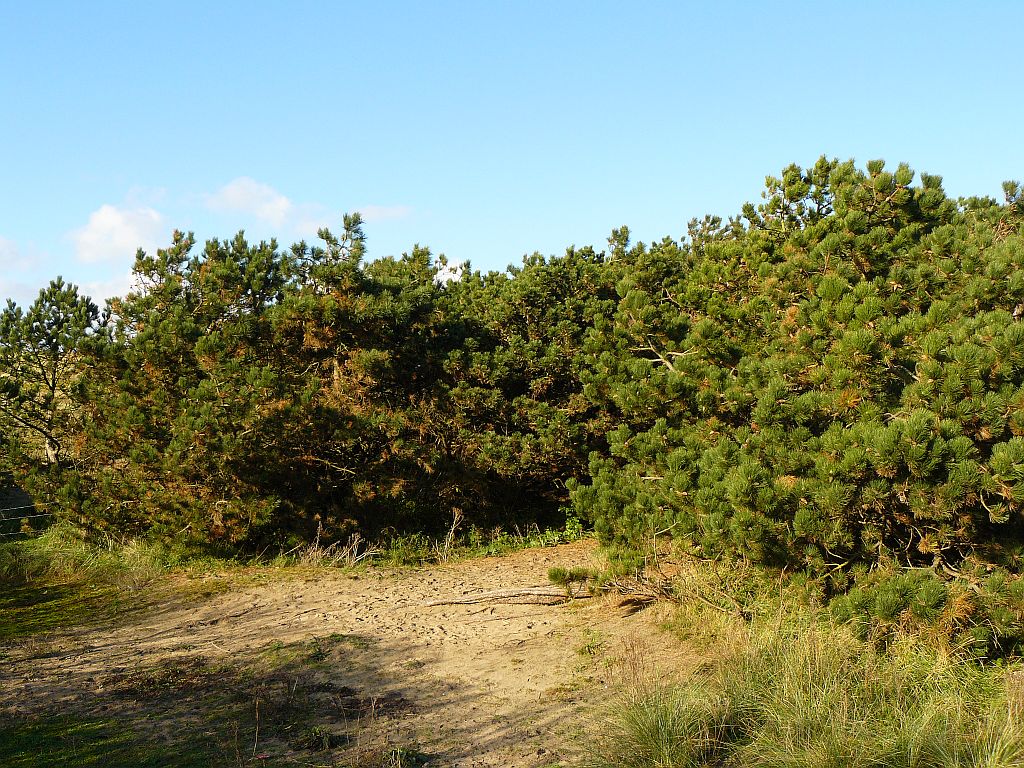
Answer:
[422,586,592,606]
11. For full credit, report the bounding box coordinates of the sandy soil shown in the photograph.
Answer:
[0,540,688,766]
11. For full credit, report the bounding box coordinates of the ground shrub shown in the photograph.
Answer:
[830,566,1024,659]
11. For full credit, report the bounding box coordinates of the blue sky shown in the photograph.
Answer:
[2,1,1022,305]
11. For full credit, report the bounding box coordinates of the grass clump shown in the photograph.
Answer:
[548,565,596,587]
[0,523,169,640]
[370,517,588,567]
[0,522,170,589]
[0,522,237,640]
[281,527,379,569]
[591,619,1024,768]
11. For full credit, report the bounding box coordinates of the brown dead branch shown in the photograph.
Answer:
[422,586,592,606]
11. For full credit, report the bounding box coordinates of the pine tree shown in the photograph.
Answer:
[0,278,98,469]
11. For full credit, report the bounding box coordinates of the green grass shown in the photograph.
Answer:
[3,516,589,583]
[590,620,1024,768]
[548,565,597,588]
[0,715,247,768]
[0,581,121,640]
[0,528,238,641]
[364,518,589,568]
[0,521,251,643]
[0,523,169,587]
[589,552,1024,768]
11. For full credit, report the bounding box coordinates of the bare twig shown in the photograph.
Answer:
[434,508,464,564]
[251,696,260,758]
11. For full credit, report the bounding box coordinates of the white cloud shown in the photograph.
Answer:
[0,236,33,271]
[0,236,16,265]
[71,204,165,264]
[203,177,413,238]
[0,237,41,304]
[0,277,37,306]
[292,211,332,239]
[357,204,413,222]
[79,272,136,304]
[205,177,293,227]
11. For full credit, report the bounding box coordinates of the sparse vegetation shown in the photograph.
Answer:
[590,551,1024,768]
[373,519,589,567]
[0,611,428,768]
[576,629,606,658]
[0,582,122,641]
[283,527,379,569]
[0,715,231,768]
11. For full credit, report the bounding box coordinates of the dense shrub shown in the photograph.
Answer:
[3,159,1024,587]
[830,566,1024,659]
[573,160,1024,583]
[0,218,616,547]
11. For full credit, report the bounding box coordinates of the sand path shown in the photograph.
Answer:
[0,540,682,766]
